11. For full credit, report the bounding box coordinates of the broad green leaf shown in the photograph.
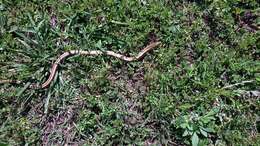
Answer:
[44,91,52,114]
[180,123,188,129]
[16,82,31,97]
[179,103,193,110]
[183,130,189,136]
[95,40,102,49]
[200,129,208,137]
[203,127,215,133]
[256,77,260,82]
[192,132,199,146]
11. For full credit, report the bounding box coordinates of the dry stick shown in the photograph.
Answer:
[41,42,161,88]
[0,80,21,84]
[222,80,255,89]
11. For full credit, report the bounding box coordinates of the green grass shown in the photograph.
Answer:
[0,0,259,145]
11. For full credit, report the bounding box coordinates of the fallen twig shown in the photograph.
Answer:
[222,80,255,89]
[0,79,21,84]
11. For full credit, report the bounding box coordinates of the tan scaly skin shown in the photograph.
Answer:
[40,41,161,88]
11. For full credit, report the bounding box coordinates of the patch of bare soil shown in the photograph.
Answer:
[28,96,85,145]
[108,66,147,126]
